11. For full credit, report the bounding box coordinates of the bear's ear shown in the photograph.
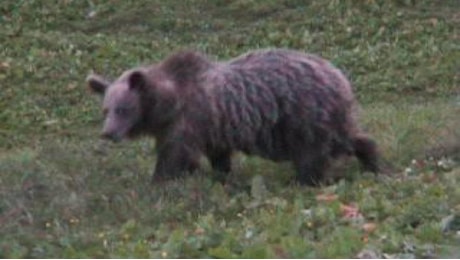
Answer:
[87,74,110,95]
[128,70,148,92]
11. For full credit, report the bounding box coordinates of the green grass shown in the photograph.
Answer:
[1,0,459,258]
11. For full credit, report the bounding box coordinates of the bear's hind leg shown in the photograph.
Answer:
[293,150,329,186]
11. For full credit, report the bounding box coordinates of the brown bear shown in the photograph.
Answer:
[87,48,379,185]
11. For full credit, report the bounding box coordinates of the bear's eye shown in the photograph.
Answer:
[115,107,130,116]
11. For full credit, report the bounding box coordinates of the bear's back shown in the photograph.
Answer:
[188,49,356,159]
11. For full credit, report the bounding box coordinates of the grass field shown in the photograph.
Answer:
[1,0,459,258]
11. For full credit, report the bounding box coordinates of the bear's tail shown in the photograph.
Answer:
[353,134,379,173]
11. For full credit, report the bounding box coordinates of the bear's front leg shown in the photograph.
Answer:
[208,150,232,173]
[207,150,232,183]
[151,142,200,184]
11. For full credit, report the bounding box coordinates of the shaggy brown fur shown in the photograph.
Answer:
[87,49,379,185]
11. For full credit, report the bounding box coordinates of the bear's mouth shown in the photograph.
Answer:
[100,131,123,142]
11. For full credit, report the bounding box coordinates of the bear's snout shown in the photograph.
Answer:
[101,131,122,142]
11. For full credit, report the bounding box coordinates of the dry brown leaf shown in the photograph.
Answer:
[316,193,338,202]
[363,222,377,233]
[340,203,363,219]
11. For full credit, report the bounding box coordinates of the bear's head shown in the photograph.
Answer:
[87,51,212,142]
[87,68,179,141]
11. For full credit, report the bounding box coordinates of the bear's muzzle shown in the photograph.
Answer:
[101,131,122,142]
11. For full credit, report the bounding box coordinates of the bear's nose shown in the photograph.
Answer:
[101,132,120,142]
